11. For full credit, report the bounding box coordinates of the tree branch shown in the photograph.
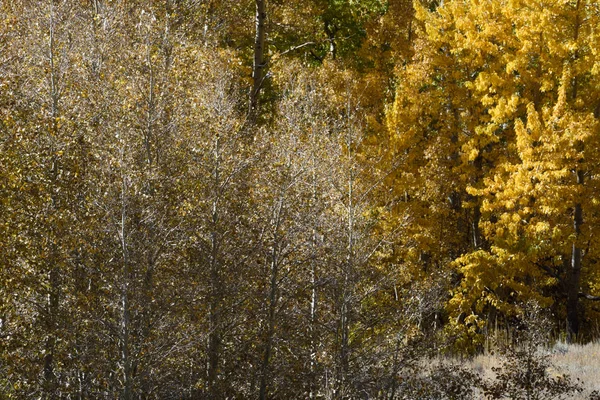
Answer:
[579,292,600,301]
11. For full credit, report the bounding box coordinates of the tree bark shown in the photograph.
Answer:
[258,233,281,400]
[324,20,337,60]
[566,0,583,342]
[471,155,484,250]
[43,3,60,395]
[309,148,319,400]
[43,266,59,398]
[567,170,584,341]
[120,173,132,400]
[336,127,354,398]
[249,0,267,120]
[207,135,222,397]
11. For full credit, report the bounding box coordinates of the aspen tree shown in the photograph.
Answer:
[387,0,600,346]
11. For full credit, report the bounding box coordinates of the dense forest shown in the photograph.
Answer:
[2,0,600,398]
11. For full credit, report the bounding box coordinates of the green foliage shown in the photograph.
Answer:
[315,0,387,59]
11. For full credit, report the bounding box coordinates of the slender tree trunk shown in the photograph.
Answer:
[258,243,280,400]
[309,255,318,398]
[567,170,584,340]
[471,155,484,250]
[43,3,60,395]
[207,136,222,397]
[309,156,319,399]
[144,40,155,166]
[43,266,59,398]
[120,173,132,400]
[387,334,402,400]
[250,0,267,119]
[324,20,337,60]
[566,0,583,342]
[258,191,285,399]
[337,127,354,398]
[207,250,221,397]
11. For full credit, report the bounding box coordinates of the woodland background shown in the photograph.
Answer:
[2,0,600,398]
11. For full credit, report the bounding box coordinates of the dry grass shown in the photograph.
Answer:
[549,341,600,397]
[466,341,600,399]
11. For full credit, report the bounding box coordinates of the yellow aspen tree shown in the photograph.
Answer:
[385,0,516,329]
[457,72,600,339]
[387,0,600,348]
[437,0,599,345]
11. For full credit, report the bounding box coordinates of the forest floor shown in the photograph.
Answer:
[467,341,600,399]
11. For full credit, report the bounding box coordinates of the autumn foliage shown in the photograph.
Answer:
[2,0,600,398]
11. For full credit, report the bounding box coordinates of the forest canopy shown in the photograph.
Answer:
[1,0,599,398]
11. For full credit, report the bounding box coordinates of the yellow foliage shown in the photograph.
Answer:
[385,0,600,349]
